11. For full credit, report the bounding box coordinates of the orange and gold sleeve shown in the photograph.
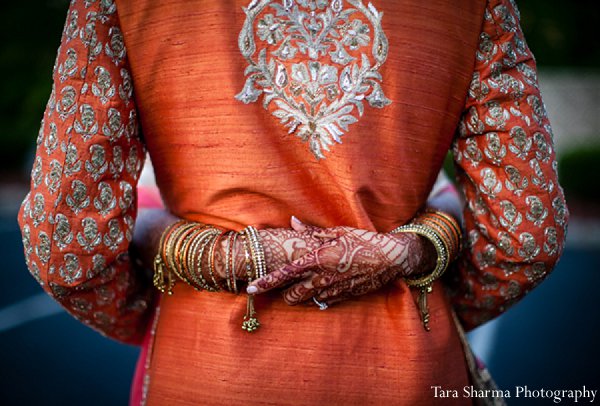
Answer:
[17,0,151,344]
[449,0,569,329]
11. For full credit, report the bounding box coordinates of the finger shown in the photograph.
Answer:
[315,272,377,301]
[290,218,352,241]
[281,274,318,305]
[315,291,353,307]
[310,272,336,289]
[290,217,327,244]
[248,251,318,294]
[316,284,358,303]
[290,215,311,232]
[312,226,352,240]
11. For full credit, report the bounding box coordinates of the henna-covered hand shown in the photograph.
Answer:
[132,209,324,287]
[217,224,325,280]
[247,219,436,305]
[256,224,323,275]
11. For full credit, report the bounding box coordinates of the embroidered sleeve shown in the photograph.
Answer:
[448,0,568,330]
[17,0,151,344]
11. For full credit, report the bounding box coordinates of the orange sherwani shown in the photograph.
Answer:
[18,0,568,404]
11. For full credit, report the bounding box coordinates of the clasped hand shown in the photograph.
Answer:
[133,209,430,307]
[251,217,427,306]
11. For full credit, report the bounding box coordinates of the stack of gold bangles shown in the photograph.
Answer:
[392,209,462,331]
[153,221,266,332]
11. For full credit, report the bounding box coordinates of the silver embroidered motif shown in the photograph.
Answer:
[64,144,83,177]
[119,181,134,210]
[102,108,125,140]
[104,218,124,251]
[66,180,90,214]
[36,232,52,264]
[31,193,47,227]
[45,159,63,195]
[58,48,79,82]
[236,0,390,159]
[110,145,124,176]
[74,103,99,140]
[525,195,547,226]
[524,262,546,283]
[77,217,102,252]
[85,144,108,180]
[94,182,117,216]
[45,122,59,155]
[32,156,43,189]
[60,253,82,285]
[504,165,528,196]
[53,213,74,250]
[57,85,77,120]
[499,200,521,232]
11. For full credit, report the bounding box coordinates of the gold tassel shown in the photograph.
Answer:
[418,284,433,331]
[242,294,260,332]
[153,255,174,295]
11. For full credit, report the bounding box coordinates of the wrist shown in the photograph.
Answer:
[132,209,179,271]
[388,232,436,277]
[415,234,437,275]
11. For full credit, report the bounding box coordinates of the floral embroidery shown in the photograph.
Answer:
[18,0,149,343]
[450,0,568,329]
[236,0,391,159]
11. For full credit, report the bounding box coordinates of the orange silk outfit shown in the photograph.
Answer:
[18,0,568,404]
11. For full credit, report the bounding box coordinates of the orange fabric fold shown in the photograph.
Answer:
[148,281,470,406]
[114,0,485,403]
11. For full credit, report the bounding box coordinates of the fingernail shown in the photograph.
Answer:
[291,215,301,225]
[246,285,258,294]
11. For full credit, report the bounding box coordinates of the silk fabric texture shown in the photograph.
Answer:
[121,1,477,402]
[18,0,568,404]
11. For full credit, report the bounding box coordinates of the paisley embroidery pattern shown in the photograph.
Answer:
[18,0,149,342]
[236,0,391,159]
[449,0,568,329]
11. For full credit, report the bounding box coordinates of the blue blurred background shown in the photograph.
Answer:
[1,1,599,405]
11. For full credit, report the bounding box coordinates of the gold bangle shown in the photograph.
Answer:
[393,223,448,286]
[173,223,199,284]
[224,231,234,293]
[225,231,239,294]
[241,231,260,332]
[183,226,214,291]
[207,230,225,291]
[429,210,463,255]
[417,216,455,262]
[166,222,196,289]
[421,209,462,256]
[392,223,449,331]
[190,228,220,292]
[244,225,266,279]
[153,220,186,294]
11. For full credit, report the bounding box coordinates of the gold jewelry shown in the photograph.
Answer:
[225,231,239,294]
[153,220,188,294]
[169,222,199,292]
[392,222,449,331]
[154,221,268,332]
[241,230,260,332]
[224,231,234,293]
[184,226,217,291]
[207,230,225,291]
[171,223,199,285]
[244,225,266,279]
[190,227,220,292]
[423,209,463,257]
[418,215,456,260]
